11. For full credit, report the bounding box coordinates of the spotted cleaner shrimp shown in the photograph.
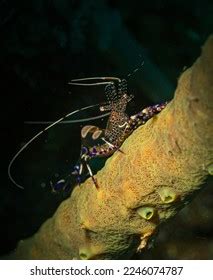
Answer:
[8,76,167,191]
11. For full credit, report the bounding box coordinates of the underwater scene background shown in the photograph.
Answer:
[1,0,213,259]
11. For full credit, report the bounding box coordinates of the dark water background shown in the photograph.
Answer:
[0,0,212,259]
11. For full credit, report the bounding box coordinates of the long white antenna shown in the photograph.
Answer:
[8,103,103,190]
[71,77,121,82]
[69,81,114,86]
[68,76,121,86]
[24,111,110,124]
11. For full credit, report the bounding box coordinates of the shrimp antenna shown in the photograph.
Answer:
[69,76,121,86]
[24,111,110,125]
[127,60,144,78]
[71,76,121,82]
[8,103,104,190]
